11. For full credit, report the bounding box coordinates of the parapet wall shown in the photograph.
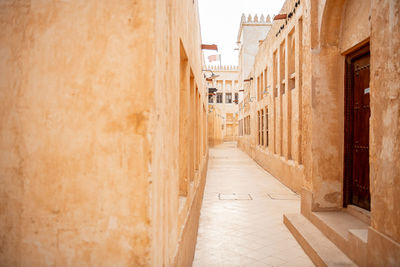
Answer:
[240,13,272,24]
[204,65,239,71]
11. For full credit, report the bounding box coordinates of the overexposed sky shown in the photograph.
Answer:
[198,0,285,66]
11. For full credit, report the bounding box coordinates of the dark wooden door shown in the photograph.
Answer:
[344,45,371,210]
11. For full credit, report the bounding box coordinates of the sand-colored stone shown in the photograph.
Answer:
[236,0,400,265]
[0,0,207,266]
[206,65,240,143]
[0,0,399,266]
[208,105,225,147]
[284,213,356,266]
[238,6,304,194]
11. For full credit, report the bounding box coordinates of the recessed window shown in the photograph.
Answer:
[216,93,223,103]
[226,93,232,103]
[265,106,269,147]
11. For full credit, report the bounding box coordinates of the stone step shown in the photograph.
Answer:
[309,211,368,266]
[284,213,357,267]
[311,211,368,248]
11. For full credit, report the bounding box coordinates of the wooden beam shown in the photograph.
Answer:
[201,44,218,51]
[274,14,287,20]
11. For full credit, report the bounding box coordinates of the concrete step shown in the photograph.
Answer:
[310,211,368,266]
[284,213,357,267]
[311,211,368,247]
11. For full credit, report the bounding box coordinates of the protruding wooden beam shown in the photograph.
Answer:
[201,44,218,51]
[274,14,287,20]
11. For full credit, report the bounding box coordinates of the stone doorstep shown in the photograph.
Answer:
[284,213,357,267]
[345,204,371,225]
[309,211,369,266]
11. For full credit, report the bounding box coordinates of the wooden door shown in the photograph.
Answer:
[344,44,371,210]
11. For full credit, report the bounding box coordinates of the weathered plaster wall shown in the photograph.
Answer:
[152,0,208,265]
[0,0,208,266]
[303,0,400,265]
[307,0,371,210]
[0,2,155,265]
[306,0,371,211]
[367,0,400,265]
[339,0,370,53]
[208,106,225,147]
[240,0,400,264]
[237,1,305,194]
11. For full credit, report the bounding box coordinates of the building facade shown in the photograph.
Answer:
[0,0,208,266]
[207,65,239,143]
[237,0,400,265]
[207,105,225,147]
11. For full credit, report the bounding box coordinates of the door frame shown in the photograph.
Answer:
[343,43,370,208]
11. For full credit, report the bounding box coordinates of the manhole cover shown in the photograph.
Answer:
[219,193,252,200]
[267,193,299,200]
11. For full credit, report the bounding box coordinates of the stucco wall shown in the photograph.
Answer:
[0,2,155,265]
[0,0,208,266]
[239,0,400,264]
[208,106,225,147]
[152,0,207,265]
[368,1,400,264]
[237,0,305,194]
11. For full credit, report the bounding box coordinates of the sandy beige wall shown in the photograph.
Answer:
[306,0,372,211]
[0,0,207,266]
[152,0,208,265]
[208,108,224,147]
[369,0,400,245]
[0,1,154,265]
[239,0,400,264]
[174,156,208,267]
[238,139,303,193]
[237,0,305,194]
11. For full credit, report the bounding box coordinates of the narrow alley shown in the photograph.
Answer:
[1,0,399,266]
[193,142,314,266]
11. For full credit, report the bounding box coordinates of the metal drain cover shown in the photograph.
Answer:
[219,193,252,200]
[267,193,299,200]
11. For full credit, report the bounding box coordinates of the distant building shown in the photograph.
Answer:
[206,65,239,143]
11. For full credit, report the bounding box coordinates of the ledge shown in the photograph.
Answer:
[284,213,356,266]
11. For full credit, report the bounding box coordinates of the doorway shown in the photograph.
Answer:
[344,44,371,210]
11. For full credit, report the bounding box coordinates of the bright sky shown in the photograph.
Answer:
[198,0,285,66]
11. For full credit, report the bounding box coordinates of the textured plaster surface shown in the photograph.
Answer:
[0,1,154,265]
[237,0,305,194]
[369,0,400,245]
[237,0,400,265]
[0,0,208,266]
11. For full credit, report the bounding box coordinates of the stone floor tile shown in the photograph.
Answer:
[192,142,314,267]
[278,255,315,267]
[259,255,287,266]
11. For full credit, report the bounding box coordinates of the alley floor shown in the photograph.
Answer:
[193,142,314,267]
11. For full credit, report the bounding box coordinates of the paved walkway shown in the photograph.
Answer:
[193,142,314,267]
